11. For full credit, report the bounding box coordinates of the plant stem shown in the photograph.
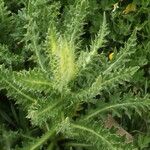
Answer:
[29,128,56,150]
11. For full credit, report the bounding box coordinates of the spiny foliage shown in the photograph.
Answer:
[0,0,150,149]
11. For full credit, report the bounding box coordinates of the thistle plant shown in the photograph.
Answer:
[0,0,150,149]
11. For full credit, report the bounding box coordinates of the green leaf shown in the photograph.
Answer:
[84,94,150,120]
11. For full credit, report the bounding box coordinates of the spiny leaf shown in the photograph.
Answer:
[103,29,137,75]
[0,65,37,106]
[78,12,109,70]
[84,94,150,120]
[63,0,89,43]
[12,69,52,93]
[74,67,139,101]
[0,44,23,67]
[27,97,62,126]
[69,122,134,150]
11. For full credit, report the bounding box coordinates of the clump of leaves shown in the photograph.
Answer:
[0,0,150,149]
